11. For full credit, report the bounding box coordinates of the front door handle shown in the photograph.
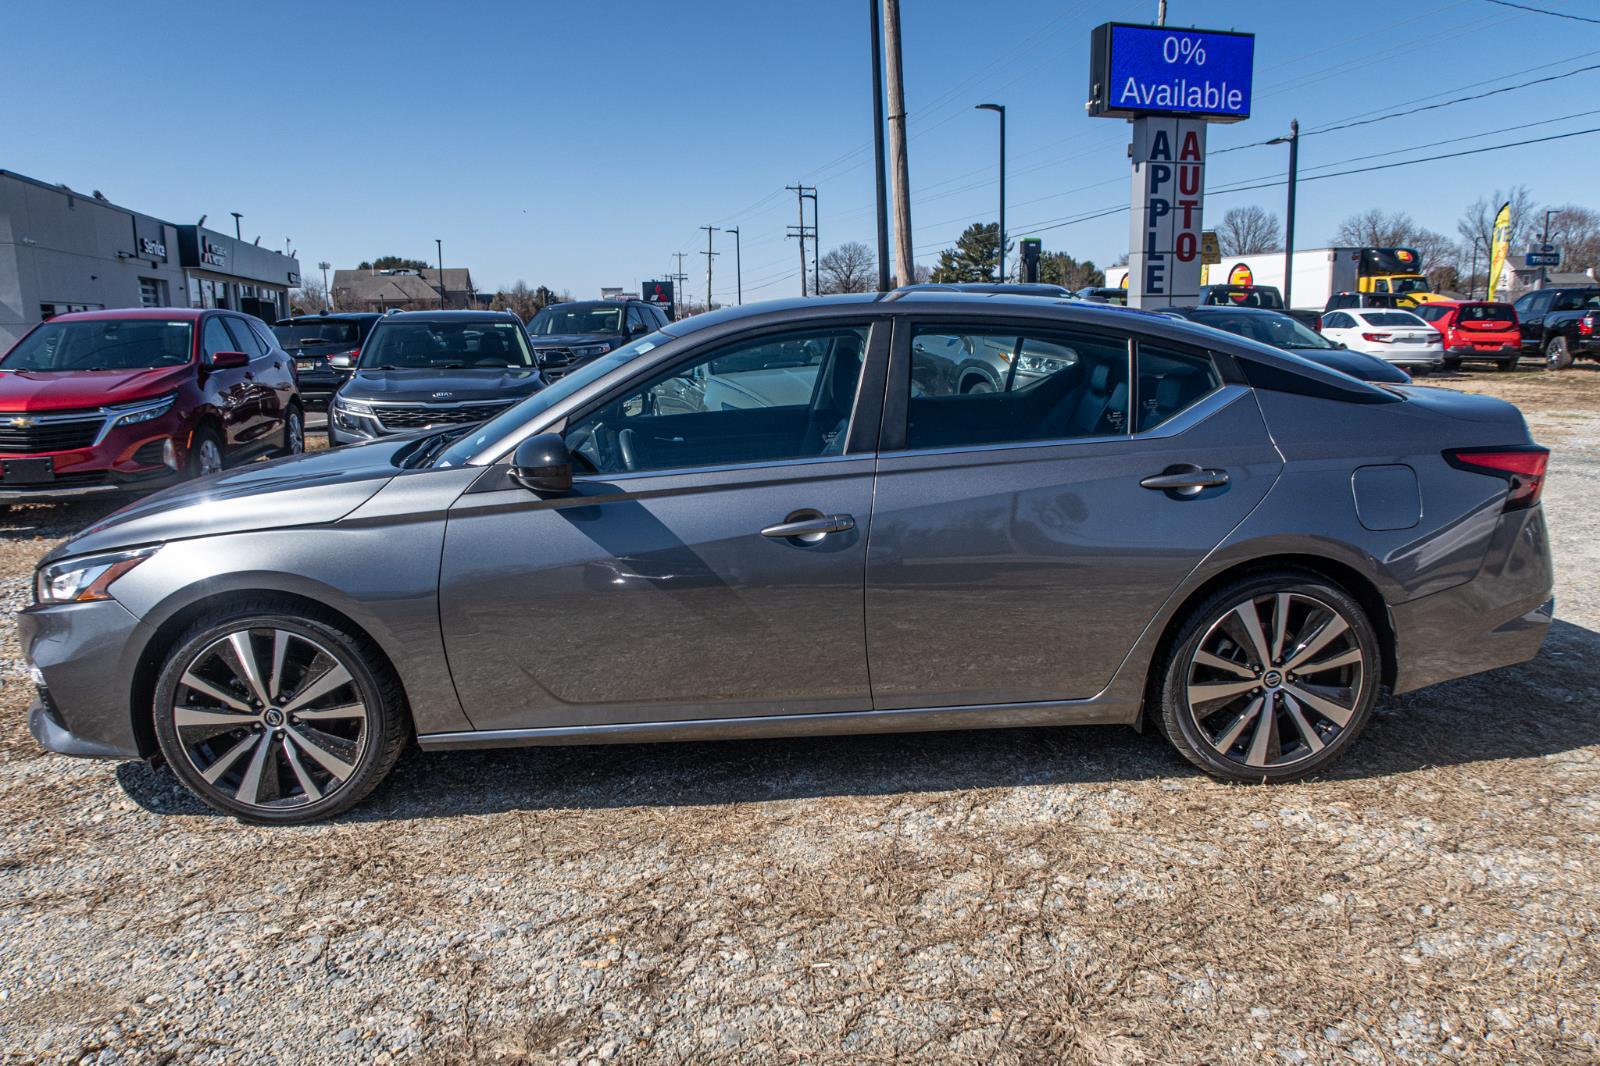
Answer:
[761,512,855,542]
[1140,466,1229,496]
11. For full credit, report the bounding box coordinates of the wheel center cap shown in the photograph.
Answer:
[263,708,285,727]
[1262,671,1284,689]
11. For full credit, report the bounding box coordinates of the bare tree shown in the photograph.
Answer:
[1456,186,1539,266]
[818,242,877,293]
[1334,208,1456,272]
[289,278,330,315]
[1216,205,1282,255]
[1546,203,1600,274]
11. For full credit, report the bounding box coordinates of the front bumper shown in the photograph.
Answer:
[0,408,192,504]
[18,597,151,760]
[1390,504,1554,694]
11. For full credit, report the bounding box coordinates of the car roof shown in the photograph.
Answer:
[276,312,381,322]
[547,299,648,308]
[373,310,521,323]
[39,307,210,323]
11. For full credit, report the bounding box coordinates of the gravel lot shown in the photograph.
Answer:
[2,365,1598,1064]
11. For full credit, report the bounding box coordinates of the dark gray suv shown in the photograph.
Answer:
[23,293,1553,822]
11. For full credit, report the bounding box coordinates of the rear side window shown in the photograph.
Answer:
[906,324,1129,449]
[1413,306,1448,323]
[225,316,268,356]
[1136,343,1221,432]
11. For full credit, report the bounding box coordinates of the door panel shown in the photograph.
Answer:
[199,316,250,446]
[864,388,1281,708]
[440,459,876,730]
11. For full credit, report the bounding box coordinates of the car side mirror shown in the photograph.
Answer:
[328,353,355,370]
[629,321,649,336]
[210,350,250,369]
[510,432,573,494]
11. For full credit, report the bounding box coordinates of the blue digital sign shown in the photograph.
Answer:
[1089,23,1255,123]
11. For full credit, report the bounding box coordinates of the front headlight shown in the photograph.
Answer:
[571,343,612,358]
[107,393,177,428]
[333,396,374,416]
[34,546,159,605]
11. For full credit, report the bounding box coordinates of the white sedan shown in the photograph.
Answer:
[1318,309,1444,372]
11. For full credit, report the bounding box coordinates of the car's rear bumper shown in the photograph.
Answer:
[1445,343,1518,359]
[18,598,150,760]
[1389,504,1554,694]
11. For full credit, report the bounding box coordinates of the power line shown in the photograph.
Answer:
[1481,0,1600,23]
[1306,61,1600,135]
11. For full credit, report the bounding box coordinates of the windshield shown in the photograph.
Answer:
[360,320,535,369]
[274,321,359,346]
[432,331,668,468]
[1361,311,1426,327]
[1192,310,1333,349]
[528,305,624,336]
[1389,277,1431,294]
[2,318,193,372]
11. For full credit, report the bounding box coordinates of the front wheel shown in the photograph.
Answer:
[1442,357,1461,371]
[1156,573,1381,783]
[1497,356,1520,372]
[186,425,224,479]
[152,604,409,823]
[279,404,304,457]
[1545,337,1573,370]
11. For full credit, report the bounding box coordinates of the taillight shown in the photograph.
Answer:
[1314,316,1324,331]
[1362,332,1392,342]
[1444,446,1550,511]
[1581,315,1595,336]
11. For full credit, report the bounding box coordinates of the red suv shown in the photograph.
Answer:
[1412,301,1521,371]
[0,308,304,507]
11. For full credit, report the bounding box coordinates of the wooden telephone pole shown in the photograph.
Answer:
[882,0,914,286]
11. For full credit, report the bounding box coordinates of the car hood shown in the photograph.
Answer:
[339,367,542,403]
[0,365,193,412]
[43,438,413,564]
[526,333,622,347]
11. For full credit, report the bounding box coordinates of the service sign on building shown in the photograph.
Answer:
[1088,23,1255,309]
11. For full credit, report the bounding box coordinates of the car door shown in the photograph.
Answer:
[863,317,1282,709]
[438,318,888,731]
[199,315,252,448]
[1319,311,1353,348]
[246,316,299,429]
[225,315,284,441]
[1514,292,1550,351]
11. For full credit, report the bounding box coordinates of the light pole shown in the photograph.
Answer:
[318,260,331,310]
[726,226,743,305]
[230,212,242,240]
[435,239,445,307]
[1268,119,1299,309]
[976,103,1005,282]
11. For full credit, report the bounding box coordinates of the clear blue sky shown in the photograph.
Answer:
[10,0,1598,302]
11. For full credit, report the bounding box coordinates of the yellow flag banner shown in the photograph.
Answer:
[1487,201,1512,300]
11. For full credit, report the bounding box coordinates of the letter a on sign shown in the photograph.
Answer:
[1150,130,1171,160]
[1180,130,1203,161]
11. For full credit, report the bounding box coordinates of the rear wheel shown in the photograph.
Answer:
[1545,337,1573,370]
[1497,355,1520,372]
[152,604,408,823]
[1442,356,1461,371]
[1156,572,1381,783]
[279,404,304,457]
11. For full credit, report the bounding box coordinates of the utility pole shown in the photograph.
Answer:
[726,226,743,305]
[1157,0,1167,25]
[700,226,719,310]
[786,184,818,296]
[806,187,820,295]
[1269,119,1299,309]
[869,0,891,292]
[318,260,331,310]
[671,252,688,318]
[230,212,242,240]
[1540,208,1553,289]
[882,0,914,286]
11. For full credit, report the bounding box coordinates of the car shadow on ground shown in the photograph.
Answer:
[114,617,1600,822]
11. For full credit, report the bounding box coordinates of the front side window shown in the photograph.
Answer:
[202,317,235,358]
[1194,311,1335,350]
[906,324,1129,450]
[3,318,193,372]
[361,321,535,369]
[564,326,868,475]
[1136,342,1221,432]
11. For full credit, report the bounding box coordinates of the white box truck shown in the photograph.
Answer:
[1106,247,1440,311]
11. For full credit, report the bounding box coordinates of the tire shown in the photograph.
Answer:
[186,425,225,479]
[278,403,304,458]
[1497,356,1520,372]
[151,601,409,823]
[1545,337,1573,371]
[1155,571,1381,783]
[1442,357,1461,371]
[962,378,996,395]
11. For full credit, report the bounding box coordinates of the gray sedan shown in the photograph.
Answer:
[22,293,1554,823]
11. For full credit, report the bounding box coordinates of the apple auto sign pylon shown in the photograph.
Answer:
[1088,23,1255,309]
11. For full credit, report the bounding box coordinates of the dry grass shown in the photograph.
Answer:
[0,371,1597,1063]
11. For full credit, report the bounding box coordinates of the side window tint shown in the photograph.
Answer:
[564,326,868,475]
[202,317,234,358]
[227,317,267,356]
[248,319,278,353]
[1136,343,1221,432]
[906,324,1129,450]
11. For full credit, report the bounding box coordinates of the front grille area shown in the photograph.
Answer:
[373,401,514,430]
[0,413,103,454]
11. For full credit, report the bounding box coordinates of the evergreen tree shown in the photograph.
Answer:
[930,223,1010,283]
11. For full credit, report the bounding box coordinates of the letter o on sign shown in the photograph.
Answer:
[1176,232,1198,262]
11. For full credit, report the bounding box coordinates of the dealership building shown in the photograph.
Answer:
[0,169,301,350]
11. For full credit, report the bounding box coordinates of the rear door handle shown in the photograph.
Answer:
[761,513,855,541]
[1140,466,1229,495]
